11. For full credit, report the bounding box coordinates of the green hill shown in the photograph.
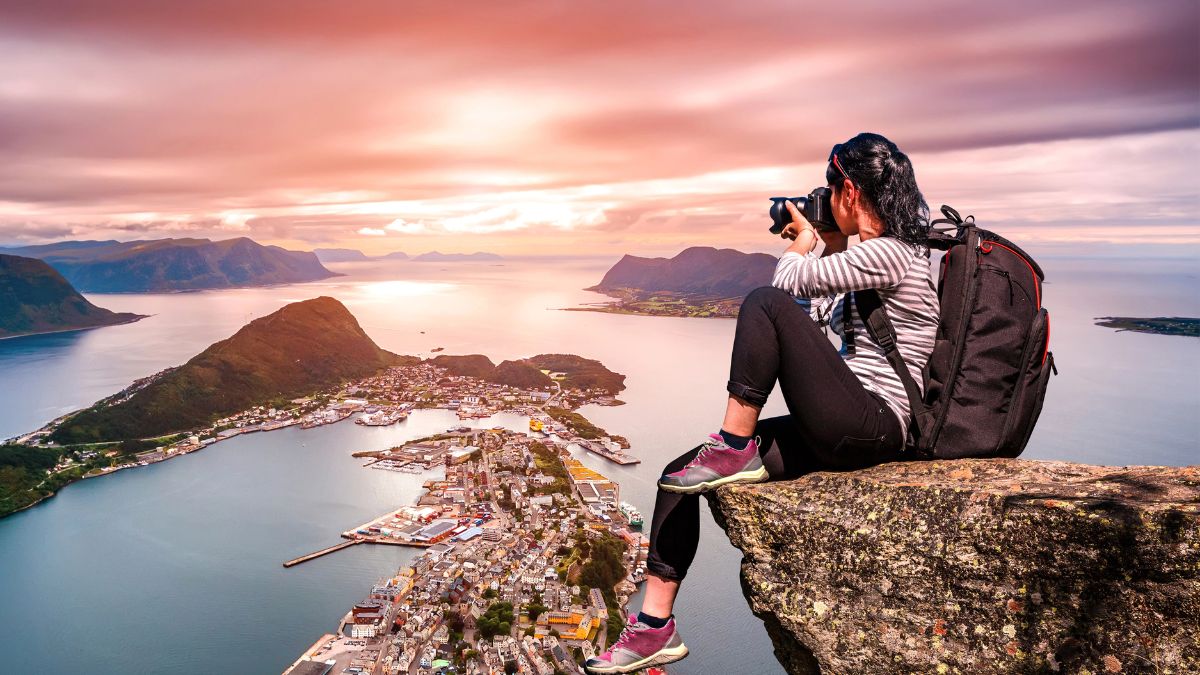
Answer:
[0,254,144,338]
[50,296,406,443]
[424,352,624,393]
[492,360,554,389]
[523,354,626,394]
[428,354,497,379]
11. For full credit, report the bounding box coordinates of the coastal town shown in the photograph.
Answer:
[283,423,650,675]
[7,354,654,674]
[6,358,637,492]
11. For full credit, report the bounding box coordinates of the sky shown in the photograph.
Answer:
[0,0,1197,256]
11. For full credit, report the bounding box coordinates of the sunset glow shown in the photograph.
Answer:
[0,1,1196,254]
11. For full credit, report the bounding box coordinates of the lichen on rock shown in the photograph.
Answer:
[704,459,1200,674]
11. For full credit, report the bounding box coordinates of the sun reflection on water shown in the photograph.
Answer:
[354,279,455,300]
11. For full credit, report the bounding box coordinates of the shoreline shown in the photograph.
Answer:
[562,305,735,319]
[2,362,634,520]
[0,314,149,341]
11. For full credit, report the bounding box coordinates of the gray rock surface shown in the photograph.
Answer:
[705,459,1199,674]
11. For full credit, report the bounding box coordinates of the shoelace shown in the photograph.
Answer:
[611,621,644,650]
[684,435,760,468]
[684,437,723,468]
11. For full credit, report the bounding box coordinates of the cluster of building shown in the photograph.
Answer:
[29,356,631,491]
[286,424,648,675]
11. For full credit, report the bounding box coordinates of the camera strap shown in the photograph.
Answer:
[841,294,857,356]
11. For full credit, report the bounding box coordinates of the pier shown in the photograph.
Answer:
[576,439,641,465]
[282,540,360,567]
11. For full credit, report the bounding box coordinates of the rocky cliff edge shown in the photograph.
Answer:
[705,459,1199,674]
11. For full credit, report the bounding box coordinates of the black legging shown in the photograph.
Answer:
[646,286,906,581]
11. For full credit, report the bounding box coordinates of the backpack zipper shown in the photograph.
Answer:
[980,241,1041,309]
[995,308,1046,454]
[982,266,1014,305]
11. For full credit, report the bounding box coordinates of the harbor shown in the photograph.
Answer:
[284,420,650,675]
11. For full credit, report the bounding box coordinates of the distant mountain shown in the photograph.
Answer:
[0,254,144,338]
[4,238,339,292]
[588,246,777,297]
[412,251,502,262]
[50,297,410,443]
[314,248,371,263]
[377,251,409,260]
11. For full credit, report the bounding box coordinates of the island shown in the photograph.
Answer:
[1094,316,1200,337]
[314,248,373,263]
[2,237,338,292]
[0,253,145,339]
[572,246,777,318]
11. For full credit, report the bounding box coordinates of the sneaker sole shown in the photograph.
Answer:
[658,466,769,494]
[585,644,690,673]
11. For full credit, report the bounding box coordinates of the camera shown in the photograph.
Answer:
[768,187,838,235]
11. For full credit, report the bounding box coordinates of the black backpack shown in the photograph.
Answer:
[856,206,1057,459]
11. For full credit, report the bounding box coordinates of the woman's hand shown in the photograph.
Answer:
[815,226,849,255]
[782,201,819,255]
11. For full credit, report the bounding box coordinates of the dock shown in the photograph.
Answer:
[282,540,360,567]
[576,439,641,465]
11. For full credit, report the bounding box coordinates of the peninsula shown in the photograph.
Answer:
[0,254,145,339]
[573,246,777,318]
[1094,316,1200,337]
[282,365,643,675]
[1,299,635,519]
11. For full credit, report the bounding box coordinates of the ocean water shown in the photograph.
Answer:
[0,254,1196,674]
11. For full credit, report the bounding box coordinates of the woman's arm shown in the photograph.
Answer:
[772,237,913,297]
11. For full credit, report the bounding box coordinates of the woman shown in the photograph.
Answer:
[584,133,940,674]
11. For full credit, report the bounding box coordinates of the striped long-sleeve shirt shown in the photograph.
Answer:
[771,236,939,434]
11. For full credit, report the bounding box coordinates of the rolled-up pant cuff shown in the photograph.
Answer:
[727,380,770,408]
[646,559,685,582]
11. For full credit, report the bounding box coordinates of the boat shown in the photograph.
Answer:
[529,419,544,433]
[577,439,641,465]
[619,502,643,529]
[356,408,410,426]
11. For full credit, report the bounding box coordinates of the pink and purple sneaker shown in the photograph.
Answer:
[584,616,688,674]
[657,434,766,494]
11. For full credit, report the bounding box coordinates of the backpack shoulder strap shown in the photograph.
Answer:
[852,289,929,441]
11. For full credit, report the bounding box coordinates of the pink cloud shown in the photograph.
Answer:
[0,1,1195,253]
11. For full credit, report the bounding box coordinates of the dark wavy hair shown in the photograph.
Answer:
[825,133,930,248]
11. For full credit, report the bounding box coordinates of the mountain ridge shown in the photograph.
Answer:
[4,237,339,292]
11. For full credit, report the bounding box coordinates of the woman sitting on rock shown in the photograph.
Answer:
[585,132,941,674]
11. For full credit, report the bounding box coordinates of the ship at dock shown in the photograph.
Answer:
[575,438,640,465]
[619,501,643,529]
[355,404,413,426]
